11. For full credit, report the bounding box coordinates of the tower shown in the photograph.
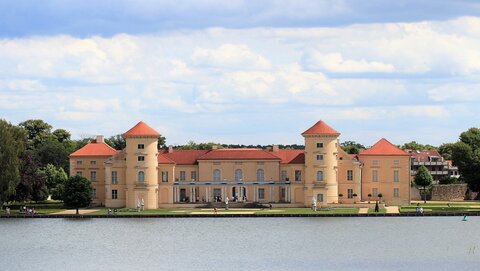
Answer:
[302,120,340,206]
[123,121,161,209]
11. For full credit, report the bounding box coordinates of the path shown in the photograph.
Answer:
[385,206,399,214]
[52,209,99,215]
[358,208,369,214]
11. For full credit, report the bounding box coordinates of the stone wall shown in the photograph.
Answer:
[431,184,468,201]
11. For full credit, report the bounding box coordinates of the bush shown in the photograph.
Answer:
[439,176,463,185]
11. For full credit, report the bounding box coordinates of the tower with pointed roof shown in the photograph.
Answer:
[123,121,161,209]
[302,120,340,205]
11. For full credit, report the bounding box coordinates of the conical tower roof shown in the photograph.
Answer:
[123,121,161,137]
[302,120,340,136]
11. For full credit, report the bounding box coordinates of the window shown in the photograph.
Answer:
[90,171,96,181]
[316,154,324,161]
[90,160,96,165]
[213,169,221,182]
[92,188,96,199]
[347,189,353,199]
[372,170,378,182]
[138,144,144,149]
[317,194,324,202]
[191,171,197,181]
[295,170,301,181]
[77,171,82,177]
[76,160,82,165]
[394,160,399,166]
[162,171,168,182]
[179,171,186,181]
[138,156,145,161]
[316,171,324,181]
[394,188,400,198]
[138,171,145,184]
[316,142,324,148]
[258,188,265,199]
[372,188,378,197]
[112,189,118,199]
[281,170,287,181]
[394,170,399,183]
[111,171,118,184]
[256,169,265,182]
[235,169,243,182]
[347,170,353,181]
[372,160,379,166]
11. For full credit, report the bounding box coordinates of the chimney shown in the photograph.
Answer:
[168,145,173,153]
[273,144,279,152]
[96,135,104,143]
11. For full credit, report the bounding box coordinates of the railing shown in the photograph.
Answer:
[412,161,448,166]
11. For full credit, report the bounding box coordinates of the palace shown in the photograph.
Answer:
[69,120,411,209]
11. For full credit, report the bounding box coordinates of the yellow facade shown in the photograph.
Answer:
[69,120,412,208]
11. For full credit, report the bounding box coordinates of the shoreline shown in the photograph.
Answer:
[1,212,479,218]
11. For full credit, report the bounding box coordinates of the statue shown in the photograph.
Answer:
[225,196,229,210]
[141,198,145,211]
[312,196,317,212]
[137,199,141,212]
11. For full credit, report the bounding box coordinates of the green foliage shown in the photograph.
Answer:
[18,119,53,149]
[179,141,220,150]
[52,129,71,143]
[105,134,126,150]
[63,175,92,212]
[438,143,455,161]
[451,128,480,191]
[158,136,167,149]
[39,164,68,195]
[341,141,365,154]
[401,141,437,151]
[34,137,70,170]
[414,165,433,187]
[438,176,463,185]
[14,151,48,202]
[0,120,26,208]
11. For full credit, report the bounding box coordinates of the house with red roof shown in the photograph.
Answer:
[69,120,412,209]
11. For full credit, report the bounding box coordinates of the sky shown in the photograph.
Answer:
[1,0,480,147]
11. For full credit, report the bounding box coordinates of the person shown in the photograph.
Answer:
[419,207,424,214]
[32,207,36,216]
[6,207,10,215]
[269,204,272,210]
[213,207,217,215]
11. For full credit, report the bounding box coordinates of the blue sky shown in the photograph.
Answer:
[1,0,480,147]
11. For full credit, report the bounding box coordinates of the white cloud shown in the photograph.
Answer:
[428,84,480,101]
[191,43,271,70]
[72,97,121,112]
[303,52,395,73]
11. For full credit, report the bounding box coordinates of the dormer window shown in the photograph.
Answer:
[138,144,145,149]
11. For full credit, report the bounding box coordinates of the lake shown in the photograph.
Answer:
[0,217,479,270]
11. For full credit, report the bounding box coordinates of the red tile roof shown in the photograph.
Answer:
[197,149,281,161]
[70,141,118,157]
[271,149,305,164]
[407,149,443,162]
[359,138,409,156]
[123,121,160,137]
[158,150,210,165]
[302,120,340,135]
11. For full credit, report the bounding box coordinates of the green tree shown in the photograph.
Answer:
[438,143,455,161]
[158,136,167,149]
[40,164,68,196]
[414,165,433,203]
[341,141,365,154]
[105,134,126,150]
[438,176,462,185]
[14,151,48,202]
[34,137,70,170]
[0,120,26,208]
[53,129,71,143]
[401,141,436,151]
[451,135,480,191]
[63,175,93,214]
[18,119,52,149]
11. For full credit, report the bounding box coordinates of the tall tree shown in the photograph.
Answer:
[63,175,93,214]
[341,141,365,154]
[438,143,455,161]
[451,134,480,191]
[0,120,26,208]
[40,164,68,196]
[14,151,48,202]
[53,129,71,143]
[34,137,70,170]
[414,165,433,203]
[18,119,52,149]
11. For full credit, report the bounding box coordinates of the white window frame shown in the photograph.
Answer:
[347,170,353,181]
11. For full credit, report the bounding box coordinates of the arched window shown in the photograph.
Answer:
[213,169,221,182]
[257,169,264,182]
[235,169,243,182]
[138,171,145,184]
[316,171,324,181]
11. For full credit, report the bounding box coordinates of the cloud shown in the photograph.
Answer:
[427,84,480,102]
[303,52,395,73]
[191,43,271,70]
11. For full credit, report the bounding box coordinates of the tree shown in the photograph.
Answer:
[63,175,93,214]
[451,128,480,191]
[341,141,365,154]
[0,120,26,208]
[18,119,52,149]
[401,141,436,151]
[52,129,71,143]
[14,151,48,202]
[40,164,68,196]
[414,165,433,203]
[438,143,455,161]
[158,136,167,149]
[34,137,70,170]
[438,176,462,185]
[105,134,126,150]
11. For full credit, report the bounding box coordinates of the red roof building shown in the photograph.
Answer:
[123,121,161,137]
[302,120,340,135]
[70,139,118,157]
[359,138,408,156]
